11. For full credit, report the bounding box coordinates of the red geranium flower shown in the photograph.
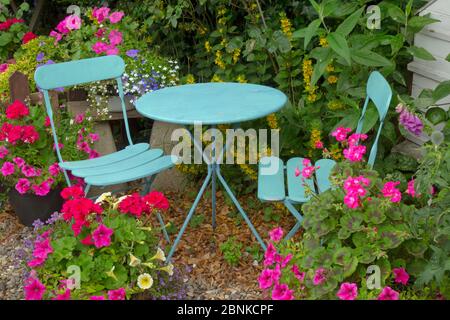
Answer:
[6,100,29,119]
[143,191,169,211]
[22,31,37,44]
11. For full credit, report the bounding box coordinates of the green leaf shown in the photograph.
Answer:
[310,48,332,86]
[351,49,392,67]
[388,5,406,24]
[292,27,306,39]
[309,0,321,15]
[326,32,351,65]
[446,53,450,62]
[304,19,321,50]
[392,70,406,87]
[336,7,364,36]
[432,80,450,102]
[0,32,12,46]
[408,15,440,33]
[407,46,436,61]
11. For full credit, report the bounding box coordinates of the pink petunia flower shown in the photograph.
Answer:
[93,7,111,23]
[22,165,39,177]
[66,15,81,30]
[90,295,105,300]
[108,30,123,46]
[49,31,62,44]
[313,267,326,285]
[337,282,358,300]
[49,163,61,176]
[271,283,294,300]
[92,224,114,248]
[106,45,119,55]
[53,289,71,300]
[292,265,305,282]
[74,113,85,124]
[107,288,126,300]
[1,161,14,176]
[0,63,8,73]
[393,267,409,285]
[13,157,25,168]
[24,277,46,300]
[32,181,51,196]
[269,227,283,242]
[263,242,277,266]
[109,11,124,24]
[378,286,399,300]
[92,41,108,54]
[15,178,31,194]
[258,269,274,289]
[406,179,417,198]
[0,146,8,159]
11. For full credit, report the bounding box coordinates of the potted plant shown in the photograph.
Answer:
[23,187,183,300]
[47,6,179,119]
[0,99,99,226]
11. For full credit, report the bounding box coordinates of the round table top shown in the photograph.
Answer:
[135,82,287,125]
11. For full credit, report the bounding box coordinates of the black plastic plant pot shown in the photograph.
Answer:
[8,186,64,227]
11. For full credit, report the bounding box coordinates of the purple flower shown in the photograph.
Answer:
[36,52,45,62]
[126,49,139,58]
[399,110,423,136]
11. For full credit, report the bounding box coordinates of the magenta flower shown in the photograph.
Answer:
[347,133,368,146]
[378,286,399,300]
[24,277,46,300]
[49,31,62,44]
[0,146,8,159]
[66,15,81,30]
[343,144,366,162]
[381,181,402,203]
[1,161,14,176]
[90,295,105,300]
[15,178,31,194]
[269,227,284,242]
[332,127,352,142]
[393,267,409,285]
[343,193,360,209]
[258,269,274,289]
[313,267,326,285]
[74,113,85,124]
[89,133,99,142]
[337,282,358,300]
[92,224,114,248]
[92,7,110,23]
[92,41,108,54]
[109,30,123,46]
[294,166,300,177]
[32,181,51,196]
[0,63,8,73]
[292,265,305,282]
[263,242,277,266]
[22,165,38,177]
[13,157,25,168]
[107,288,126,300]
[109,11,124,24]
[271,283,294,300]
[406,179,417,198]
[49,163,61,176]
[53,289,71,300]
[106,45,119,55]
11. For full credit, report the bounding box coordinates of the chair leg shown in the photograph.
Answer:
[283,199,304,240]
[156,211,171,244]
[84,184,91,197]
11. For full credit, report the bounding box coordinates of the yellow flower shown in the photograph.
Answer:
[319,37,328,47]
[137,273,153,290]
[232,48,241,64]
[236,74,247,83]
[214,50,226,69]
[211,74,223,82]
[309,128,322,151]
[150,248,166,262]
[159,263,174,276]
[326,64,335,72]
[106,266,118,281]
[239,164,257,180]
[327,75,338,84]
[327,100,343,110]
[186,74,195,84]
[129,253,141,267]
[142,261,156,269]
[330,144,343,160]
[279,12,292,39]
[303,59,318,103]
[266,113,278,129]
[95,192,112,204]
[204,41,212,53]
[220,38,227,47]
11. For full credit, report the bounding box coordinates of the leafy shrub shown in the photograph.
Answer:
[257,128,447,300]
[220,236,243,266]
[0,1,31,61]
[23,188,181,300]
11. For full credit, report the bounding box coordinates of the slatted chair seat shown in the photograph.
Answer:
[257,71,393,240]
[258,156,336,203]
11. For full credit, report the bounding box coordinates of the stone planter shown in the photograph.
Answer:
[8,186,64,227]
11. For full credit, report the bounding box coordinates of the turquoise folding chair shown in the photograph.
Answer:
[258,71,392,239]
[34,55,176,242]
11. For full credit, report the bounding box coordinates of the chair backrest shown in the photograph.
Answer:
[355,71,392,168]
[34,55,134,170]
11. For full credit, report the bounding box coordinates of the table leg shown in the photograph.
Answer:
[216,168,267,251]
[211,163,217,229]
[166,169,212,262]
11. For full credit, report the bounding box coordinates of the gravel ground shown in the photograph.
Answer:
[0,212,32,300]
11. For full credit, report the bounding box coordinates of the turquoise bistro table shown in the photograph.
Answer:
[136,82,287,261]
